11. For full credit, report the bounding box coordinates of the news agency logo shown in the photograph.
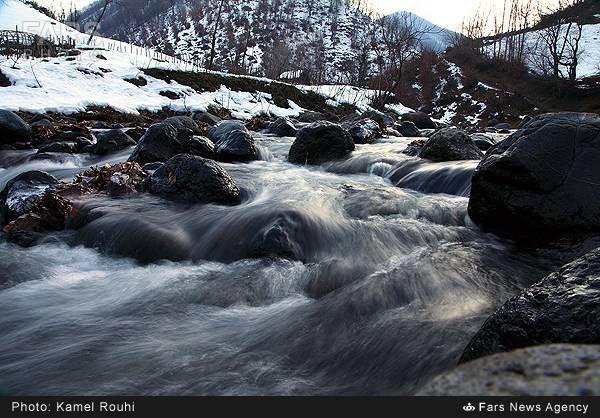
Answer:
[463,403,476,412]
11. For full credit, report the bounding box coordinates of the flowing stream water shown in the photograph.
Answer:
[0,133,559,395]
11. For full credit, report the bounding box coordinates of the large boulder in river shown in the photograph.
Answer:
[146,154,241,205]
[92,129,136,155]
[344,118,382,144]
[0,171,59,225]
[468,113,600,238]
[460,247,600,363]
[0,110,32,144]
[419,344,600,396]
[419,128,483,162]
[215,129,258,163]
[128,123,179,164]
[401,111,436,129]
[267,117,297,137]
[208,120,248,144]
[288,122,355,165]
[128,123,214,164]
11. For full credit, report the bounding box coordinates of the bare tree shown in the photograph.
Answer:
[371,12,430,107]
[208,0,226,71]
[87,0,115,45]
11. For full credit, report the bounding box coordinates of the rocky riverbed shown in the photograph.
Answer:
[1,109,599,395]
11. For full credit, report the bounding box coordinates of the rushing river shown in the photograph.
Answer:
[0,133,558,395]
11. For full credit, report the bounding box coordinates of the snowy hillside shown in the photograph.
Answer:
[0,0,389,117]
[483,22,600,79]
[77,0,377,83]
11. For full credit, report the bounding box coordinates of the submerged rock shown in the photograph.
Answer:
[146,154,241,205]
[0,110,32,144]
[0,171,59,225]
[468,112,600,238]
[288,121,355,165]
[215,130,258,163]
[3,192,72,247]
[419,344,600,396]
[344,118,382,144]
[419,128,483,162]
[461,247,600,363]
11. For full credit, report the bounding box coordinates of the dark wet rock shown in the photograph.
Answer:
[3,192,72,247]
[129,123,213,164]
[402,139,427,157]
[163,116,200,134]
[188,135,215,159]
[469,113,600,238]
[128,123,179,164]
[74,162,147,197]
[460,248,600,363]
[471,133,497,151]
[419,128,483,162]
[146,154,241,205]
[66,49,81,56]
[215,130,258,163]
[297,111,326,123]
[397,121,421,137]
[208,120,248,144]
[37,142,76,154]
[125,127,146,142]
[0,171,59,225]
[288,122,355,165]
[360,110,395,128]
[0,110,32,144]
[344,118,382,144]
[268,117,298,137]
[419,344,600,396]
[401,111,437,129]
[252,217,305,261]
[192,111,222,126]
[75,137,94,152]
[92,129,136,155]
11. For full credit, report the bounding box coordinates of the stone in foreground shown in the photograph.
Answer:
[461,247,600,362]
[418,344,600,396]
[288,121,354,165]
[468,112,600,238]
[146,154,241,205]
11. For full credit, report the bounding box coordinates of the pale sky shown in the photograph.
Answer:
[372,0,560,31]
[37,0,563,32]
